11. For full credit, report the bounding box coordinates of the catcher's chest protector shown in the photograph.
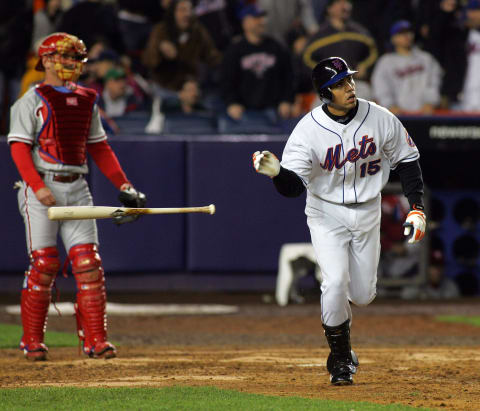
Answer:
[35,84,96,165]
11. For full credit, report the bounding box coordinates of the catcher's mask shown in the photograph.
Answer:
[311,57,357,104]
[35,32,88,82]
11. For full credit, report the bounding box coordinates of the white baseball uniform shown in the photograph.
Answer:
[8,85,106,253]
[281,98,419,326]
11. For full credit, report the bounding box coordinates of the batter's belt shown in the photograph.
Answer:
[39,172,83,183]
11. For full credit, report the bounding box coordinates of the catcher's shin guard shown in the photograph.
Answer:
[70,244,116,359]
[323,320,358,385]
[20,247,60,361]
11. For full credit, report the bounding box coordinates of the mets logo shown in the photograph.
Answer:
[321,135,377,171]
[332,59,344,71]
[405,129,415,147]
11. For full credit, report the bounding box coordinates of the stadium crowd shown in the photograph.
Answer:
[1,0,480,135]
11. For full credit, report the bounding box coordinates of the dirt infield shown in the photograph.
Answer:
[1,295,480,410]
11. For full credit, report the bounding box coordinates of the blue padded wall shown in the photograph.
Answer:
[186,140,310,271]
[0,143,30,270]
[89,140,185,272]
[430,190,480,294]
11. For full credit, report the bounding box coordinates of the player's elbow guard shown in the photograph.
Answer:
[272,167,305,198]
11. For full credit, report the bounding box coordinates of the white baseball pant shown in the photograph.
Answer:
[307,195,381,326]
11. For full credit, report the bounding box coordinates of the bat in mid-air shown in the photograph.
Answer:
[48,204,216,220]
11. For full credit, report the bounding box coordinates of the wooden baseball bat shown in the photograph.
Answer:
[47,204,216,221]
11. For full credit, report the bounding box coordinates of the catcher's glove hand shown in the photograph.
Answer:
[403,205,426,244]
[252,150,280,178]
[114,186,147,225]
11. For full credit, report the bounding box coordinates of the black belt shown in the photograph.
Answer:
[39,172,82,183]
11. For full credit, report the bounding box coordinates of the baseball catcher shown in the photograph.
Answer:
[8,32,146,361]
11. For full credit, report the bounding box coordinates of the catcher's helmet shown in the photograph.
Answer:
[35,32,87,81]
[312,57,357,104]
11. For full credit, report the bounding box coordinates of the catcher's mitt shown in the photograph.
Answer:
[114,187,147,225]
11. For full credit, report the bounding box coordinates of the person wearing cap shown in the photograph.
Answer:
[82,48,121,94]
[371,20,443,115]
[98,67,145,118]
[219,3,294,130]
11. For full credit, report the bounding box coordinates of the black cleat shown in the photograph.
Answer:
[328,353,357,385]
[323,320,359,386]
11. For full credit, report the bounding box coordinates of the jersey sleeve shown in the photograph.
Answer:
[280,129,312,186]
[87,104,107,143]
[382,115,419,169]
[7,94,37,145]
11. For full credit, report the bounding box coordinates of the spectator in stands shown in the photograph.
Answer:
[302,0,377,85]
[31,0,63,50]
[142,0,222,133]
[142,0,222,97]
[0,2,33,134]
[287,26,317,117]
[459,0,480,111]
[193,0,240,52]
[98,67,146,118]
[57,0,125,54]
[371,20,443,115]
[20,0,65,97]
[19,38,46,97]
[116,0,167,74]
[256,0,319,47]
[81,49,121,94]
[161,78,206,114]
[401,250,460,300]
[350,0,416,57]
[417,0,468,109]
[219,3,294,131]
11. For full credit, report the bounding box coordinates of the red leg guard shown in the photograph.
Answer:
[20,247,60,361]
[70,243,116,359]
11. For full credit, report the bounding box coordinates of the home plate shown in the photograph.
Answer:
[4,302,239,316]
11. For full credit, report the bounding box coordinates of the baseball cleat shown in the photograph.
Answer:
[85,341,117,359]
[21,342,49,361]
[328,355,357,386]
[331,373,353,386]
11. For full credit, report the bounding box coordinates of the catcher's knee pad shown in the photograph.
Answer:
[70,244,114,357]
[21,247,60,352]
[70,243,104,288]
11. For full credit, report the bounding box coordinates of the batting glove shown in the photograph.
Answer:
[252,150,280,178]
[403,205,426,244]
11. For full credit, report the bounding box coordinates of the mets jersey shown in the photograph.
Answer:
[281,98,419,209]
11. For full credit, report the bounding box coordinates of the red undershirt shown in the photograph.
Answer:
[10,140,130,192]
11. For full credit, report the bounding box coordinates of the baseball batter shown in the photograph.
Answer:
[253,57,426,385]
[8,33,146,361]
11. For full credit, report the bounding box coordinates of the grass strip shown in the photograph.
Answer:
[0,323,77,349]
[0,386,432,411]
[436,315,480,327]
